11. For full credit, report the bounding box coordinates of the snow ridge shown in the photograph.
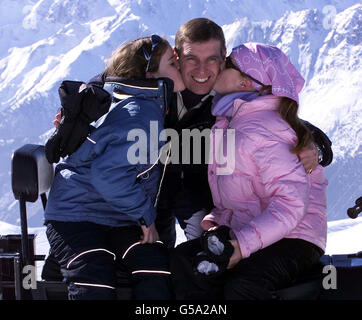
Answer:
[0,0,361,226]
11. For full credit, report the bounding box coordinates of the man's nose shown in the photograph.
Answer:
[196,61,208,74]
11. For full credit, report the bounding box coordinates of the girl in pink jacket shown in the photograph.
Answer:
[170,43,327,300]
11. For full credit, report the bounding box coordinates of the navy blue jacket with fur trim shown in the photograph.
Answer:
[44,76,173,227]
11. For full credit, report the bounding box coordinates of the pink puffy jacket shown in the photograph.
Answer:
[201,94,327,258]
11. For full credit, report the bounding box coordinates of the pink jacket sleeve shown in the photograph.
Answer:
[201,208,233,229]
[234,132,310,259]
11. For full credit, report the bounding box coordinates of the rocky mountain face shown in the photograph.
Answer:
[0,0,360,226]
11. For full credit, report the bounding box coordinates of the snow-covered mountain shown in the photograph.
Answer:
[0,0,361,227]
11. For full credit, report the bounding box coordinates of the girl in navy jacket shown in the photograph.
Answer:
[45,35,185,300]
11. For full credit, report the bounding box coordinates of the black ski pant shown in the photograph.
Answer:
[46,220,172,300]
[170,237,323,300]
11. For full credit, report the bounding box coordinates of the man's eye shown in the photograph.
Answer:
[208,57,219,63]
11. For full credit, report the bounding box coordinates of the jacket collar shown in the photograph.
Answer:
[231,94,281,118]
[212,91,259,117]
[89,75,174,129]
[89,74,174,109]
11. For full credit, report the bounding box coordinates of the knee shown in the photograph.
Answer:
[63,248,117,300]
[123,242,170,271]
[63,249,116,283]
[122,242,172,299]
[69,247,115,265]
[122,242,171,287]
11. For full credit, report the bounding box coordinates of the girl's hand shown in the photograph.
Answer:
[53,112,62,129]
[140,223,159,244]
[227,240,242,269]
[201,220,218,231]
[297,143,318,174]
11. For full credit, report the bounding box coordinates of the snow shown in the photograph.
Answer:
[326,217,362,254]
[0,1,361,254]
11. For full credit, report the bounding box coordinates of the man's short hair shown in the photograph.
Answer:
[175,18,226,56]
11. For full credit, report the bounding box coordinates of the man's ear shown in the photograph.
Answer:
[173,48,179,60]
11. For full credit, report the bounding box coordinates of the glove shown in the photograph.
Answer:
[193,251,225,278]
[45,115,89,164]
[302,120,333,167]
[44,80,111,164]
[200,225,234,263]
[193,226,234,277]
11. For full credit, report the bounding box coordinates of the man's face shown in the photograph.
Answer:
[177,39,225,95]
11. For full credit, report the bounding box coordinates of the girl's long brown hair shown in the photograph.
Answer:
[103,36,169,79]
[259,85,313,154]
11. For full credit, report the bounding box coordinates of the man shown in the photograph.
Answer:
[155,18,333,248]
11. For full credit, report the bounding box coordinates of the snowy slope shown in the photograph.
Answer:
[0,0,361,228]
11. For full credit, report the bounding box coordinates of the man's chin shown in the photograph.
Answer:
[186,81,214,95]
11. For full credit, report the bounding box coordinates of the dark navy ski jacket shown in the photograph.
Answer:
[45,76,173,227]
